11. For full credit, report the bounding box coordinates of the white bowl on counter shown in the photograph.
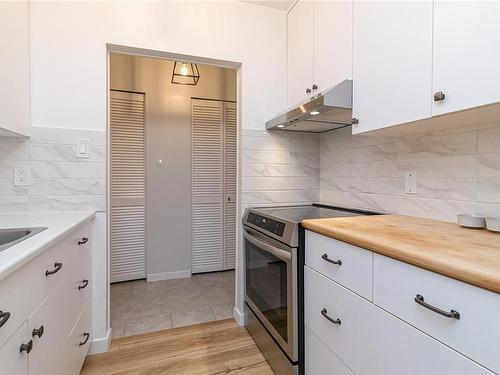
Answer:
[457,214,486,229]
[486,217,500,233]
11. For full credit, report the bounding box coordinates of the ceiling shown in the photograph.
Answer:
[240,0,294,11]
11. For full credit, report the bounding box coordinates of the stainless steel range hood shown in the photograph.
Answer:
[266,79,352,133]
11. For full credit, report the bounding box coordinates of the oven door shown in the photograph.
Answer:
[244,226,297,362]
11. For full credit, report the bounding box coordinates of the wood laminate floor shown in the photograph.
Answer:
[80,318,275,375]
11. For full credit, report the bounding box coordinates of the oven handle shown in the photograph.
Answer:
[243,229,292,262]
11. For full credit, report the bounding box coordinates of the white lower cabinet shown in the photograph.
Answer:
[0,322,28,375]
[305,265,492,375]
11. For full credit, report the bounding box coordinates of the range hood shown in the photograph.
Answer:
[266,79,353,133]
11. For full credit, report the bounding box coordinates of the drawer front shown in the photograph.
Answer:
[0,321,28,375]
[373,254,500,373]
[305,266,492,375]
[64,299,92,375]
[65,248,92,327]
[305,230,372,299]
[305,327,354,375]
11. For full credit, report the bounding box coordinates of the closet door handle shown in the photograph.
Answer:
[78,279,89,290]
[32,325,44,338]
[433,91,445,102]
[79,332,90,347]
[0,311,11,327]
[321,254,342,266]
[78,237,88,245]
[20,340,33,354]
[414,294,460,320]
[321,308,341,325]
[45,262,62,277]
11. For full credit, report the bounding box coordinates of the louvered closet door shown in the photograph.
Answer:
[224,102,237,270]
[192,99,224,273]
[110,90,146,282]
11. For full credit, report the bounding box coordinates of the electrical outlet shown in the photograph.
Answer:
[14,165,30,186]
[404,170,417,194]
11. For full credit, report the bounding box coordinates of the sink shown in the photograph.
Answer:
[0,227,47,252]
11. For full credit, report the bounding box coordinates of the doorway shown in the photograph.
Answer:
[108,52,237,338]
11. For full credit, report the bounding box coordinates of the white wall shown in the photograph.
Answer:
[29,0,286,130]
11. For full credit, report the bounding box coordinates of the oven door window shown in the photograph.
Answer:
[246,238,289,343]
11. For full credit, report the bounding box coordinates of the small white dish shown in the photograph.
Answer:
[457,214,486,229]
[486,217,500,233]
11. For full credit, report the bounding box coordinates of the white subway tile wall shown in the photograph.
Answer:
[241,129,320,210]
[0,127,105,212]
[320,124,500,222]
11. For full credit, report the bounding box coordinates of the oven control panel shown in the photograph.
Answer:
[247,212,286,237]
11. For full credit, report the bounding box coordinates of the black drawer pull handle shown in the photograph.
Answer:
[322,254,342,266]
[415,294,460,320]
[45,262,62,277]
[78,279,89,290]
[321,308,341,325]
[79,332,90,346]
[32,325,44,338]
[0,311,11,328]
[20,340,33,354]
[78,237,88,245]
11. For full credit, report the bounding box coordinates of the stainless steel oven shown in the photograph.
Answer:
[244,227,298,363]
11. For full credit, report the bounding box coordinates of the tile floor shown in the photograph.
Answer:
[110,270,235,338]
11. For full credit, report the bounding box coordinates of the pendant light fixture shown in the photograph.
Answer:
[171,61,200,85]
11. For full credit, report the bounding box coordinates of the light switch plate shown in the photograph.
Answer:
[14,165,30,186]
[76,138,90,158]
[404,170,418,194]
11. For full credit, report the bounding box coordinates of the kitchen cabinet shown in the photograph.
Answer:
[432,1,500,116]
[287,0,352,107]
[352,0,433,134]
[0,322,28,375]
[0,1,31,137]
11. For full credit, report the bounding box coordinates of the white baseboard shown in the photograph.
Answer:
[233,306,245,326]
[88,328,111,355]
[147,269,191,282]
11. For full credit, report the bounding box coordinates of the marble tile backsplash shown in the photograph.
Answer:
[241,129,320,209]
[0,127,105,212]
[320,123,500,222]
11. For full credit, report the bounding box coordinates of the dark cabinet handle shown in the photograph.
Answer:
[322,254,342,266]
[434,91,445,102]
[78,279,89,290]
[32,325,44,338]
[352,117,359,125]
[79,332,90,347]
[415,294,460,320]
[20,340,33,353]
[321,308,341,325]
[306,88,312,94]
[78,237,88,245]
[312,84,318,90]
[45,262,62,277]
[0,311,11,328]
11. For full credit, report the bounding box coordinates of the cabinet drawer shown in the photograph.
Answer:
[0,321,28,375]
[305,230,372,299]
[373,254,500,373]
[64,299,92,375]
[305,266,492,375]
[305,327,354,375]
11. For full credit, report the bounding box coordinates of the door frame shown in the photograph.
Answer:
[104,45,245,347]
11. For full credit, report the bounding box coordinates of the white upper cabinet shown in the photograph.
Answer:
[352,1,433,134]
[287,0,353,107]
[0,1,30,137]
[287,0,314,106]
[312,0,353,94]
[432,1,500,116]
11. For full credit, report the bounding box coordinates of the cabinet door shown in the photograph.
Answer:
[0,322,28,375]
[352,1,433,134]
[0,1,30,136]
[313,0,352,92]
[432,1,500,116]
[287,0,314,106]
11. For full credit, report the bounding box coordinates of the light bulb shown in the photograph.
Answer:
[310,111,320,116]
[277,124,285,128]
[180,63,189,76]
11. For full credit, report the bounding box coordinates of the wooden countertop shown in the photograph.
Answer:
[302,215,500,294]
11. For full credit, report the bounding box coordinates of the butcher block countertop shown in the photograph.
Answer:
[302,215,500,294]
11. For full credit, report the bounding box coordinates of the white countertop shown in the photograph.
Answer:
[0,211,96,281]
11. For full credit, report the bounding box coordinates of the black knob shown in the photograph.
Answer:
[434,91,445,101]
[32,325,44,338]
[352,118,359,125]
[306,88,311,94]
[0,311,11,328]
[20,340,33,354]
[312,84,318,90]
